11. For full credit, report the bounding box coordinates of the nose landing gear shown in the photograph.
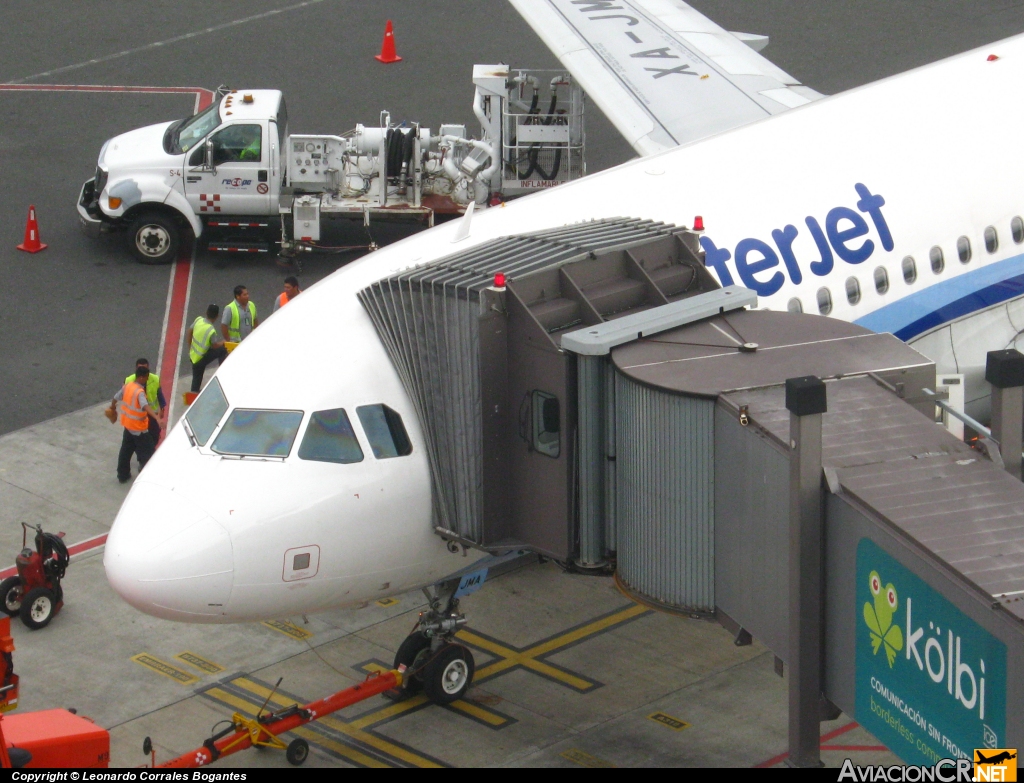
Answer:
[393,577,475,704]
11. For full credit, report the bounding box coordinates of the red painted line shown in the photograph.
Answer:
[157,248,194,434]
[820,745,889,752]
[0,533,109,580]
[754,722,862,768]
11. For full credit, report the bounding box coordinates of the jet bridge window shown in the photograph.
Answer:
[183,377,228,446]
[956,236,972,264]
[816,287,832,316]
[1012,217,1024,244]
[298,408,363,464]
[902,256,917,284]
[531,391,560,458]
[212,409,303,457]
[874,266,889,294]
[356,405,412,459]
[211,124,262,165]
[985,226,999,254]
[930,246,945,274]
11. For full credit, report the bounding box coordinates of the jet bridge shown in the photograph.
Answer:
[360,218,1024,762]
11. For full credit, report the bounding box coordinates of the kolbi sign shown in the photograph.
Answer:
[856,539,1007,766]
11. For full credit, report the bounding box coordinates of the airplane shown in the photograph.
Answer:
[103,0,1024,702]
[976,751,1017,765]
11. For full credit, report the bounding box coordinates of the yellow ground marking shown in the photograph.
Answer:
[131,654,198,685]
[457,604,648,690]
[204,686,387,768]
[561,748,617,768]
[175,652,224,674]
[262,619,313,641]
[375,597,400,607]
[648,712,690,731]
[357,662,508,727]
[231,677,442,768]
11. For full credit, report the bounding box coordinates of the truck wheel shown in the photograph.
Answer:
[20,587,56,630]
[422,643,474,705]
[0,578,23,616]
[285,738,309,766]
[128,212,180,265]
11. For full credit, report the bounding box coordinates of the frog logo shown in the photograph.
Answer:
[863,570,904,667]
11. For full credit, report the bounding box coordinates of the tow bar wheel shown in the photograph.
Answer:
[0,578,23,616]
[285,738,309,766]
[20,587,56,630]
[423,644,475,705]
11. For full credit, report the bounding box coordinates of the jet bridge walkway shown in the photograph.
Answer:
[360,218,1024,764]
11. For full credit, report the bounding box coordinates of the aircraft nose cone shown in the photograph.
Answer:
[104,481,234,621]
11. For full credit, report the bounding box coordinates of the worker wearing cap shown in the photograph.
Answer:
[187,304,227,393]
[125,358,166,443]
[222,285,258,342]
[273,276,301,312]
[110,366,159,484]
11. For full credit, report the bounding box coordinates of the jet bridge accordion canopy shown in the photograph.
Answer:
[358,217,715,551]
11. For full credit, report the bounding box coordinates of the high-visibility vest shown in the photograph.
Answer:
[225,300,257,341]
[119,382,149,432]
[275,291,290,310]
[125,372,161,414]
[190,317,218,364]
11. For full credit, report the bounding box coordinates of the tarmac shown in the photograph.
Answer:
[0,391,901,768]
[1,0,1022,769]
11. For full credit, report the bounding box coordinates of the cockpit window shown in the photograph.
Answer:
[298,408,363,464]
[184,378,228,446]
[356,404,412,459]
[212,409,302,457]
[176,101,221,152]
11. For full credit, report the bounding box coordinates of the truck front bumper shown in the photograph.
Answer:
[77,178,106,237]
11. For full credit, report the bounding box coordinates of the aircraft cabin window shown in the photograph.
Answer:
[532,391,560,459]
[902,256,917,284]
[184,377,228,446]
[874,266,889,294]
[816,287,832,316]
[212,409,303,457]
[985,226,999,254]
[956,236,972,264]
[356,404,412,459]
[930,246,945,274]
[1012,216,1024,244]
[298,408,364,464]
[787,298,803,314]
[845,277,861,305]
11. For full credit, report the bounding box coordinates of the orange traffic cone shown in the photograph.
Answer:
[375,20,402,63]
[16,205,47,253]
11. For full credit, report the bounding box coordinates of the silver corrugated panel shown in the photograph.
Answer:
[359,218,678,543]
[577,355,605,565]
[615,372,715,611]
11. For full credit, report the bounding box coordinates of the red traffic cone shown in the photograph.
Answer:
[16,205,47,253]
[375,20,402,63]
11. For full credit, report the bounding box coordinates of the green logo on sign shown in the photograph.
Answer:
[863,570,904,667]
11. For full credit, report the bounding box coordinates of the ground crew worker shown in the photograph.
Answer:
[273,276,301,312]
[125,358,167,442]
[110,366,158,484]
[187,304,227,392]
[222,285,258,342]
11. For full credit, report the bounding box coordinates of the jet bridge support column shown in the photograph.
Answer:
[785,376,826,769]
[987,349,1024,481]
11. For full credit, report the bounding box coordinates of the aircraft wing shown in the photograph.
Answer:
[510,0,824,156]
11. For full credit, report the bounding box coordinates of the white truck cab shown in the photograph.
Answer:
[78,73,585,264]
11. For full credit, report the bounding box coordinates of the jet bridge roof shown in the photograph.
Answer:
[720,377,1024,620]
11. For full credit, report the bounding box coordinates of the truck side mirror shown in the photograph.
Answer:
[205,138,216,173]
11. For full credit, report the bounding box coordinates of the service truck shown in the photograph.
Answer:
[77,66,585,264]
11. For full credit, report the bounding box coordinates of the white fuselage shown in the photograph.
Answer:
[105,35,1024,622]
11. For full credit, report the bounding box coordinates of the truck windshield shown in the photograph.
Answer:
[176,101,222,152]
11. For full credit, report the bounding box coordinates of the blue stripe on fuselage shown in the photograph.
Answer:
[853,251,1024,340]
